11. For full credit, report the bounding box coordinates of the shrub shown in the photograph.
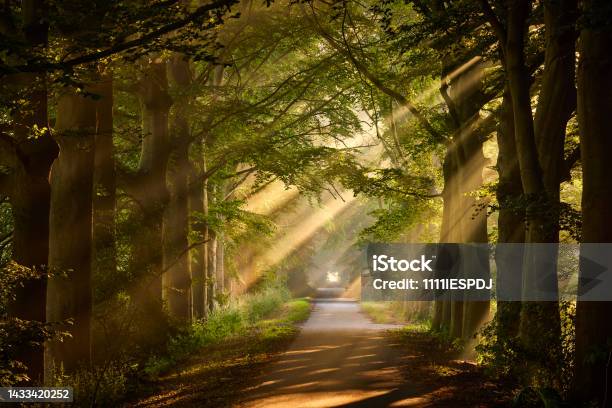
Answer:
[246,284,290,323]
[476,301,576,400]
[51,362,134,407]
[0,262,68,386]
[143,281,291,377]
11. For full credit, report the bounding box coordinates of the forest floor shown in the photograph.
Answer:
[126,299,311,407]
[387,327,516,407]
[360,302,516,407]
[129,296,515,407]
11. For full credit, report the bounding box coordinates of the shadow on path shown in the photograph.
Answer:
[237,293,444,408]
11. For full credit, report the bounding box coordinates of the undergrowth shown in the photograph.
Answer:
[360,301,431,325]
[55,283,309,407]
[144,283,293,377]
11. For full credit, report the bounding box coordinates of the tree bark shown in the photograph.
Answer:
[505,0,542,198]
[435,147,458,333]
[189,159,206,319]
[163,137,190,320]
[519,0,576,378]
[574,1,612,403]
[128,60,172,319]
[507,0,575,375]
[92,73,116,302]
[202,170,211,315]
[484,0,575,378]
[453,62,490,341]
[163,54,193,321]
[47,88,97,373]
[205,179,219,313]
[437,56,490,339]
[216,231,225,295]
[495,87,524,338]
[5,0,57,384]
[207,224,217,313]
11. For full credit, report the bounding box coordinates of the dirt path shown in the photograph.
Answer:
[237,297,429,408]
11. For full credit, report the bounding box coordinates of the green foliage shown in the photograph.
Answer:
[396,323,463,353]
[283,299,311,324]
[246,284,291,324]
[52,283,304,405]
[0,0,236,79]
[144,282,293,378]
[361,301,431,324]
[254,298,310,345]
[51,362,134,408]
[475,313,523,380]
[477,301,576,400]
[359,200,431,243]
[191,200,276,239]
[513,387,565,408]
[0,262,69,386]
[0,201,12,266]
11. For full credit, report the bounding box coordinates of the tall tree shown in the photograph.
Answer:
[92,71,116,299]
[2,0,58,383]
[189,147,208,318]
[574,0,612,404]
[47,86,97,373]
[127,59,172,317]
[164,54,193,321]
[494,87,524,338]
[480,0,576,379]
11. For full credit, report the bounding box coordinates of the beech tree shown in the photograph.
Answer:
[574,0,612,404]
[1,1,611,406]
[1,0,57,383]
[479,0,577,382]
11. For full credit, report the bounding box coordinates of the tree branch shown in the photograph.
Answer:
[479,0,507,45]
[302,4,447,144]
[0,0,238,76]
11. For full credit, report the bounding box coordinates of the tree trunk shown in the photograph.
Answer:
[129,60,172,319]
[437,56,490,339]
[216,231,225,295]
[523,0,576,379]
[163,137,190,320]
[5,0,56,384]
[202,154,210,315]
[47,89,97,374]
[495,87,524,338]
[447,145,464,339]
[505,0,543,198]
[436,147,458,333]
[574,1,612,404]
[491,0,575,380]
[207,227,217,312]
[163,55,193,321]
[206,178,218,312]
[92,74,116,302]
[505,0,576,376]
[453,61,490,341]
[189,160,206,319]
[445,146,464,339]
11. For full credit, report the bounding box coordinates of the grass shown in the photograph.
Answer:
[360,301,431,325]
[250,298,310,348]
[59,284,310,407]
[127,296,312,407]
[143,284,296,378]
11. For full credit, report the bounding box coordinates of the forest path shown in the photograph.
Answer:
[237,294,427,408]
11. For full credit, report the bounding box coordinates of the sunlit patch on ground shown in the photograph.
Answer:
[126,300,311,407]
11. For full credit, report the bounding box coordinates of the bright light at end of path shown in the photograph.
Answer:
[326,271,340,283]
